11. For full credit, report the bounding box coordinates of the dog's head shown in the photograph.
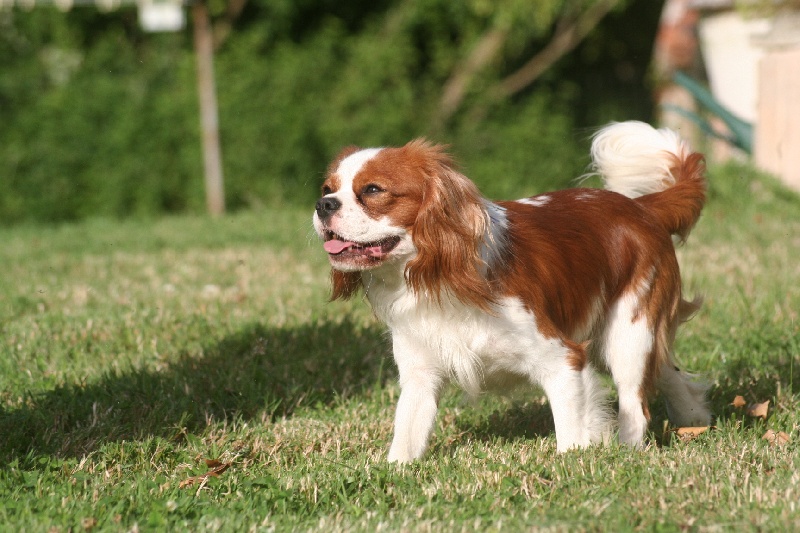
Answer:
[313,139,501,309]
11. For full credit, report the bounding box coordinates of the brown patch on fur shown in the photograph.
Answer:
[399,141,497,312]
[331,270,362,301]
[348,141,428,226]
[635,152,706,242]
[566,340,590,371]
[640,397,651,421]
[498,190,638,340]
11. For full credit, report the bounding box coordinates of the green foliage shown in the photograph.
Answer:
[1,8,203,222]
[0,0,658,224]
[454,94,586,198]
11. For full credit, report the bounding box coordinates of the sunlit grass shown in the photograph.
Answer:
[1,164,798,531]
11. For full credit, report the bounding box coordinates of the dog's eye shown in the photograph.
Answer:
[322,185,333,196]
[362,184,384,195]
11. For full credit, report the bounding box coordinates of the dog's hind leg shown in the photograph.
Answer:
[602,290,655,447]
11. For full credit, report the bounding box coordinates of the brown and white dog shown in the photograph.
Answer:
[313,121,711,463]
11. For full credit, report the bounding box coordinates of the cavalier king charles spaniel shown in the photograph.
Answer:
[313,121,711,463]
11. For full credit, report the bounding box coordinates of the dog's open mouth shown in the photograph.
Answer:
[323,231,401,260]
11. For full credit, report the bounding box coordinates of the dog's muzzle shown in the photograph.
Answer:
[315,196,341,220]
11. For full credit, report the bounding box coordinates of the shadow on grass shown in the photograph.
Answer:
[0,317,392,463]
[453,400,556,444]
[2,313,796,464]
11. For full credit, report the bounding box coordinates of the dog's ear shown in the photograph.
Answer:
[331,270,362,301]
[404,142,496,311]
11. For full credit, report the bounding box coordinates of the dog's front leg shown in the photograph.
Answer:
[387,335,443,463]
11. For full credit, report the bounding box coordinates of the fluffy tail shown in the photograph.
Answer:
[591,121,706,242]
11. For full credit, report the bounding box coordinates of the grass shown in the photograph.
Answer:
[1,163,799,531]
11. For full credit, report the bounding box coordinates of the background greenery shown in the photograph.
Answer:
[2,2,798,530]
[0,0,662,224]
[0,163,798,530]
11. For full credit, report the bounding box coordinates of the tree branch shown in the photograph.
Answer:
[434,27,508,128]
[495,0,619,98]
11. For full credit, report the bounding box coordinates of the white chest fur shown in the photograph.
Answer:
[363,268,569,396]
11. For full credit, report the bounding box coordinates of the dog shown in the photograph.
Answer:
[313,121,711,463]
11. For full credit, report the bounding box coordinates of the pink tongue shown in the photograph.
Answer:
[324,239,387,257]
[324,239,355,254]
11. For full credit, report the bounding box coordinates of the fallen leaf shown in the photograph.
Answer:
[746,400,770,419]
[731,395,746,408]
[762,429,790,447]
[675,426,712,441]
[210,462,231,476]
[179,477,197,489]
[179,461,231,489]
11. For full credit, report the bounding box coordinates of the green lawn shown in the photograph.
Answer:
[1,164,799,531]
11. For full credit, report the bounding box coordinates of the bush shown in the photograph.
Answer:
[1,10,202,223]
[0,0,660,224]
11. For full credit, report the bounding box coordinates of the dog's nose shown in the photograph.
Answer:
[315,196,342,219]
